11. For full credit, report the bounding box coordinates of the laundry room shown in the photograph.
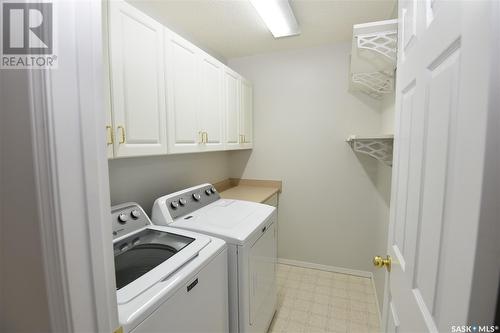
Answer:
[105,0,395,331]
[2,0,499,333]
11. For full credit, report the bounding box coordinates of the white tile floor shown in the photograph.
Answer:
[268,264,380,333]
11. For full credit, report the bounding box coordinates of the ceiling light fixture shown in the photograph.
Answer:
[249,0,300,38]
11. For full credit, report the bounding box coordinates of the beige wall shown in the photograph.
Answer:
[381,93,395,134]
[108,152,230,215]
[228,43,392,308]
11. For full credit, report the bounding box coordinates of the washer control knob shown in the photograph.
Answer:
[210,187,217,193]
[192,193,201,201]
[205,189,212,195]
[118,213,128,224]
[179,197,187,206]
[171,201,179,209]
[130,210,141,219]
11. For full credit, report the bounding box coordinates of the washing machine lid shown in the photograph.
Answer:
[170,199,275,245]
[114,225,210,305]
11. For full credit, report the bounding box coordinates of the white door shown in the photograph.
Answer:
[108,1,167,157]
[240,78,253,149]
[165,31,201,154]
[383,1,497,332]
[199,54,224,151]
[223,68,241,149]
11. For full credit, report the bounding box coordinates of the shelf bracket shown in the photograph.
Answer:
[356,30,397,62]
[346,135,394,166]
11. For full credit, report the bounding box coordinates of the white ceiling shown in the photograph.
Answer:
[127,0,397,61]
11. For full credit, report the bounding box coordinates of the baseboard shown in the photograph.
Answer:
[277,258,372,278]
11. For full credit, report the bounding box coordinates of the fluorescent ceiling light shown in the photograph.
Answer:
[249,0,301,38]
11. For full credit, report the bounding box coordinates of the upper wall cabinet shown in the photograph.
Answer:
[106,0,252,158]
[165,32,200,154]
[165,31,225,154]
[108,0,168,157]
[223,68,254,150]
[223,67,241,149]
[240,78,253,148]
[102,1,114,159]
[198,53,225,151]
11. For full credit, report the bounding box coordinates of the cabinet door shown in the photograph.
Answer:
[248,220,277,330]
[223,68,241,149]
[165,32,201,154]
[109,1,167,157]
[103,1,114,158]
[240,78,253,149]
[199,54,224,151]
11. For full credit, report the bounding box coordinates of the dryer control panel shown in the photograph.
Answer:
[165,184,219,219]
[152,184,220,224]
[111,202,150,240]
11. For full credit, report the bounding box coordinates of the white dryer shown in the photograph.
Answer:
[152,184,277,333]
[111,202,229,333]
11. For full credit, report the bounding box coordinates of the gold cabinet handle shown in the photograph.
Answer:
[106,125,114,145]
[373,255,392,272]
[117,126,126,144]
[199,131,208,144]
[239,134,244,144]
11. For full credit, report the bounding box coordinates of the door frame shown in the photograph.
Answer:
[381,1,500,330]
[24,0,118,331]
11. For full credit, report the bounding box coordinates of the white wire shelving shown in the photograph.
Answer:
[349,19,398,99]
[346,135,394,166]
[357,30,397,62]
[351,71,394,98]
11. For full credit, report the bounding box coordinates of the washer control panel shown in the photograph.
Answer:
[111,202,150,240]
[165,184,220,219]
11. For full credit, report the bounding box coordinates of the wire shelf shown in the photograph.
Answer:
[346,135,394,166]
[351,72,394,99]
[349,19,398,99]
[357,30,397,63]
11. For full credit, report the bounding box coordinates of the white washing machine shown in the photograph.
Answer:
[111,202,229,333]
[152,184,277,333]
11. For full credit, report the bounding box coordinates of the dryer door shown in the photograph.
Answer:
[249,219,277,330]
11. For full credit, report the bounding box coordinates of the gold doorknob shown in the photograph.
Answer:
[373,255,392,272]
